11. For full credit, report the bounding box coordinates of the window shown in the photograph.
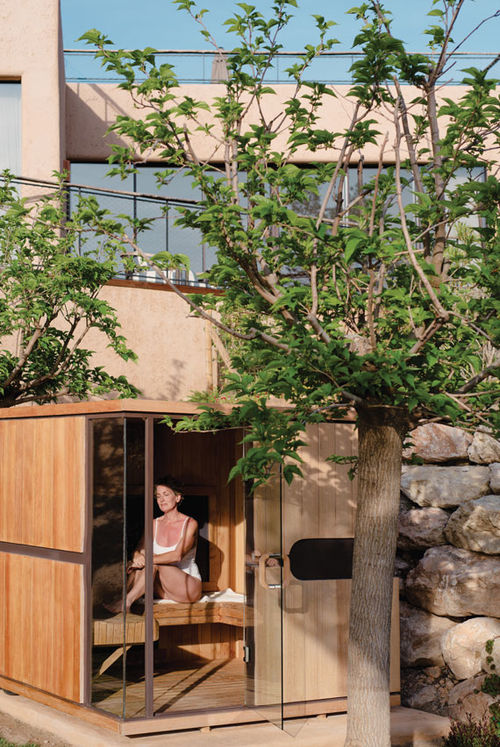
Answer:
[0,82,21,174]
[69,163,217,284]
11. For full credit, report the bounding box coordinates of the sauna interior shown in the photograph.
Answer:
[90,414,248,720]
[0,401,399,734]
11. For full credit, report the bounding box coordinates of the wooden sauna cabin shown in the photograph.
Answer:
[0,400,400,735]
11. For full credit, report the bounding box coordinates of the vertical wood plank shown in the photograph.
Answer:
[0,416,86,551]
[0,553,83,701]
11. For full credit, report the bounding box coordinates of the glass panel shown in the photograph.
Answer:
[245,468,283,729]
[90,417,126,715]
[90,417,146,719]
[123,417,146,718]
[69,163,218,281]
[348,165,413,218]
[151,489,219,719]
[150,422,247,716]
[447,166,485,236]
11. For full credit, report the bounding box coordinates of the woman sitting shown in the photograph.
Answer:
[107,477,202,613]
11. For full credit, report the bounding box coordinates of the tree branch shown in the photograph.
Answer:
[457,363,499,394]
[116,233,291,351]
[366,270,376,352]
[429,0,467,85]
[407,317,447,357]
[393,114,450,321]
[3,316,55,388]
[315,103,362,230]
[392,79,424,195]
[369,132,389,237]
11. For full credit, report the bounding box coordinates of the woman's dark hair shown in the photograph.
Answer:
[154,475,184,501]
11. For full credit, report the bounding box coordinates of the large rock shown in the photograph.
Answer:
[448,674,497,722]
[401,465,490,508]
[468,431,500,465]
[403,424,472,463]
[400,601,456,667]
[441,617,500,680]
[398,507,449,550]
[445,495,500,554]
[405,546,500,617]
[490,463,500,494]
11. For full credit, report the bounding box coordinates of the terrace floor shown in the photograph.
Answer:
[92,655,246,718]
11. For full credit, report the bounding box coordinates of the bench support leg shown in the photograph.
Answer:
[97,644,133,677]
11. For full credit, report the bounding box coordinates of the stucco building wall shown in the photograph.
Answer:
[0,0,65,180]
[86,284,212,399]
[1,0,498,401]
[66,81,478,166]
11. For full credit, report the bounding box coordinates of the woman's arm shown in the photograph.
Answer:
[153,517,198,566]
[127,534,145,571]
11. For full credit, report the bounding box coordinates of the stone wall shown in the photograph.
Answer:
[397,423,500,722]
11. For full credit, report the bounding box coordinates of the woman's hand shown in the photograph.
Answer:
[127,552,145,572]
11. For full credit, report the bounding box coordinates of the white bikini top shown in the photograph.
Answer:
[153,516,189,555]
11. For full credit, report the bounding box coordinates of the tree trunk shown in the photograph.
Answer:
[344,405,408,747]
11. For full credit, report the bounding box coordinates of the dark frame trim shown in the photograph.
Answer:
[83,417,94,706]
[0,542,84,564]
[144,416,154,718]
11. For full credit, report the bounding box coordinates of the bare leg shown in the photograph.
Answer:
[155,565,202,603]
[105,567,156,614]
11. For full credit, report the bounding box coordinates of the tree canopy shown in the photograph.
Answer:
[82,0,499,451]
[0,176,139,407]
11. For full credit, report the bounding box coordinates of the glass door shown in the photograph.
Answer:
[244,467,284,728]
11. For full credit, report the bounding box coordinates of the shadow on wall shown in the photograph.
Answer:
[66,85,135,161]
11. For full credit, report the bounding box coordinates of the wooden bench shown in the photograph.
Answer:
[93,613,160,676]
[152,600,248,628]
[93,601,250,676]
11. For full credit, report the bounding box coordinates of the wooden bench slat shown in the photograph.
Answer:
[93,602,250,639]
[152,601,249,627]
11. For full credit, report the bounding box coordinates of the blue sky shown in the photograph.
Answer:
[62,0,500,52]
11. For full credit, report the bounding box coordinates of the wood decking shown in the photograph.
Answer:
[92,654,246,718]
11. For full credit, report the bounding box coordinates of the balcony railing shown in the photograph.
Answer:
[4,175,211,288]
[3,162,486,288]
[64,49,499,86]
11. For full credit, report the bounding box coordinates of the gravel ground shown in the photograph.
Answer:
[0,706,68,747]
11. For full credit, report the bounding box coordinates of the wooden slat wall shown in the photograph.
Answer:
[0,416,86,551]
[281,423,399,703]
[284,422,351,703]
[158,623,242,663]
[253,423,399,706]
[284,422,358,544]
[0,553,83,701]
